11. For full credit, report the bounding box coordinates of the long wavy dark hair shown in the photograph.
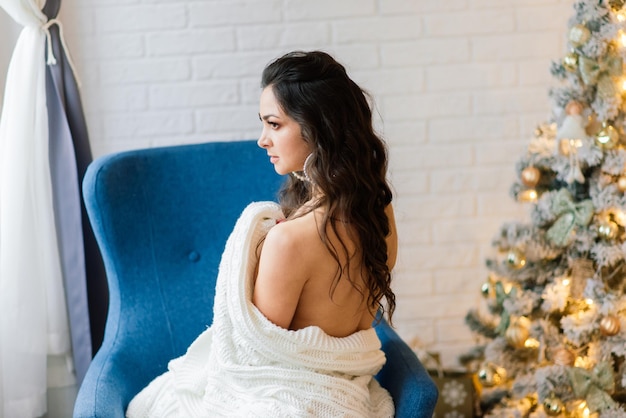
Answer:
[261,50,396,323]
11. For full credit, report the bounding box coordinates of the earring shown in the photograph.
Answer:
[291,153,313,183]
[291,171,307,182]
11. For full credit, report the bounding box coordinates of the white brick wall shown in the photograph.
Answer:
[0,14,19,114]
[0,0,575,367]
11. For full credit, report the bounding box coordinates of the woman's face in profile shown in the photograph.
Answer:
[257,86,311,175]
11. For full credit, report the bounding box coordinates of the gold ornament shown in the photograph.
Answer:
[518,189,538,203]
[505,320,530,349]
[569,24,591,47]
[586,113,602,136]
[506,249,526,269]
[521,166,541,187]
[563,51,579,72]
[617,176,626,192]
[552,346,576,366]
[605,209,626,227]
[525,394,539,410]
[599,314,621,336]
[610,0,625,11]
[543,393,564,416]
[597,219,619,240]
[477,363,503,387]
[595,123,620,149]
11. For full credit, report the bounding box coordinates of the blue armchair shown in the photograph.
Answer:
[74,140,437,418]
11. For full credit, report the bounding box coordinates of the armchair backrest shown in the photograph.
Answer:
[81,140,283,408]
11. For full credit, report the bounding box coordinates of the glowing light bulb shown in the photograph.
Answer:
[524,338,540,348]
[583,406,590,418]
[618,12,626,22]
[585,298,594,305]
[518,189,537,202]
[620,31,626,47]
[574,356,592,368]
[613,209,626,225]
[562,278,570,286]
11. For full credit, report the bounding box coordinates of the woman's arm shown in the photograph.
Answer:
[252,222,308,329]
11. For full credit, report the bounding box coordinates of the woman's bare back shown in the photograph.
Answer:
[286,210,373,337]
[253,205,397,338]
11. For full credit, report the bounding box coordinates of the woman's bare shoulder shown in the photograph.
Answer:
[252,211,322,329]
[260,216,319,275]
[267,210,319,247]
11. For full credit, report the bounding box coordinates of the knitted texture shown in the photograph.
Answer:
[126,202,394,418]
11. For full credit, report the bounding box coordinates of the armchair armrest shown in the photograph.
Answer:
[375,319,438,418]
[74,347,158,418]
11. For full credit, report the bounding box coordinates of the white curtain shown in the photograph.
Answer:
[0,0,75,416]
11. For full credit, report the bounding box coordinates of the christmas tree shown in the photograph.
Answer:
[463,1,626,417]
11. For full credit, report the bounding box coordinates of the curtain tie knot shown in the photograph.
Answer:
[42,18,81,87]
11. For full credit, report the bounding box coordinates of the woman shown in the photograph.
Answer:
[127,51,397,418]
[255,50,397,338]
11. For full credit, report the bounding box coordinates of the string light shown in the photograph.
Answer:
[518,189,537,203]
[524,338,540,348]
[574,353,594,369]
[620,30,626,47]
[578,401,590,418]
[612,209,626,225]
[503,282,514,293]
[585,298,594,306]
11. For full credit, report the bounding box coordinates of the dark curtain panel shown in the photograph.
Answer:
[43,0,108,383]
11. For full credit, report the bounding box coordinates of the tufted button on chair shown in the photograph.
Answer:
[73,140,438,418]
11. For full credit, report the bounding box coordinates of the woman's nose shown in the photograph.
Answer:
[257,132,270,149]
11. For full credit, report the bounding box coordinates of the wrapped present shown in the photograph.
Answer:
[430,369,480,418]
[410,341,479,418]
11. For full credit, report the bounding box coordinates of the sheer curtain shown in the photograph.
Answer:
[0,0,75,416]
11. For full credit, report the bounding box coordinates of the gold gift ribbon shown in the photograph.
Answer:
[546,189,594,247]
[579,55,623,98]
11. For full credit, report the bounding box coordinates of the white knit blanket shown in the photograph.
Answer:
[126,201,394,418]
